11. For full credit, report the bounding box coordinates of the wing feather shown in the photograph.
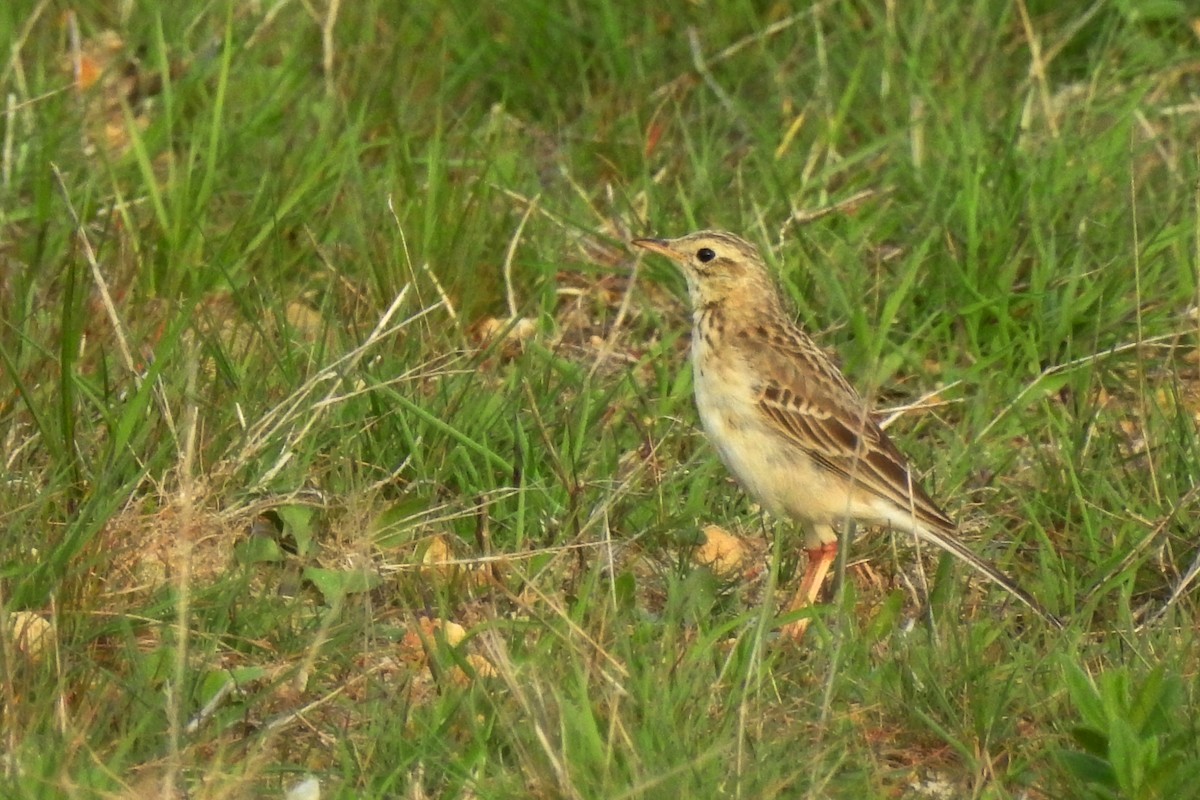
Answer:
[749,327,956,533]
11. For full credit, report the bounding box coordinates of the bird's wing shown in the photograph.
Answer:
[742,325,1063,627]
[750,330,956,534]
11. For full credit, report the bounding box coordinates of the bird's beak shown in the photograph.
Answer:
[631,237,682,262]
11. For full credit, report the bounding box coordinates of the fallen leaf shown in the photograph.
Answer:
[469,316,538,358]
[693,524,747,577]
[9,611,52,662]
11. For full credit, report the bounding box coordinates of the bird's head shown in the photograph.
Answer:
[631,230,779,310]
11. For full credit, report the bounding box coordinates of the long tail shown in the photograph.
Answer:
[910,523,1064,629]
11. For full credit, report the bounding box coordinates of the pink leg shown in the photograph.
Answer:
[780,540,838,640]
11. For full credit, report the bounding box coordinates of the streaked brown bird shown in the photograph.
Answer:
[632,230,1061,638]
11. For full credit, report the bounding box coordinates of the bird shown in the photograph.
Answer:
[631,230,1061,638]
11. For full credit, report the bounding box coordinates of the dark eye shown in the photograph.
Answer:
[696,248,716,263]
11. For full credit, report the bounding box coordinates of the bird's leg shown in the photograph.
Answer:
[780,528,839,640]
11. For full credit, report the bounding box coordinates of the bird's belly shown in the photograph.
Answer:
[691,369,820,513]
[694,373,834,520]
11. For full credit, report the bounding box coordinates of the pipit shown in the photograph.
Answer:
[632,230,1061,638]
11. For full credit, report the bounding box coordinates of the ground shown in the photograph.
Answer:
[2,2,1200,798]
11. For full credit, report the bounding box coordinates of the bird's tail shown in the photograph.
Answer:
[910,523,1064,629]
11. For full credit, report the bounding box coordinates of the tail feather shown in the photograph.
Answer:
[910,523,1063,629]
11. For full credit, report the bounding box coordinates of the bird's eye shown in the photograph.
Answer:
[696,248,716,263]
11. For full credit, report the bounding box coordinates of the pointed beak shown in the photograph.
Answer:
[631,237,683,262]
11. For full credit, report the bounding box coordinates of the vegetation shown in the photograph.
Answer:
[2,1,1199,797]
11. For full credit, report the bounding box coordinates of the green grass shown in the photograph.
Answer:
[3,1,1200,797]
